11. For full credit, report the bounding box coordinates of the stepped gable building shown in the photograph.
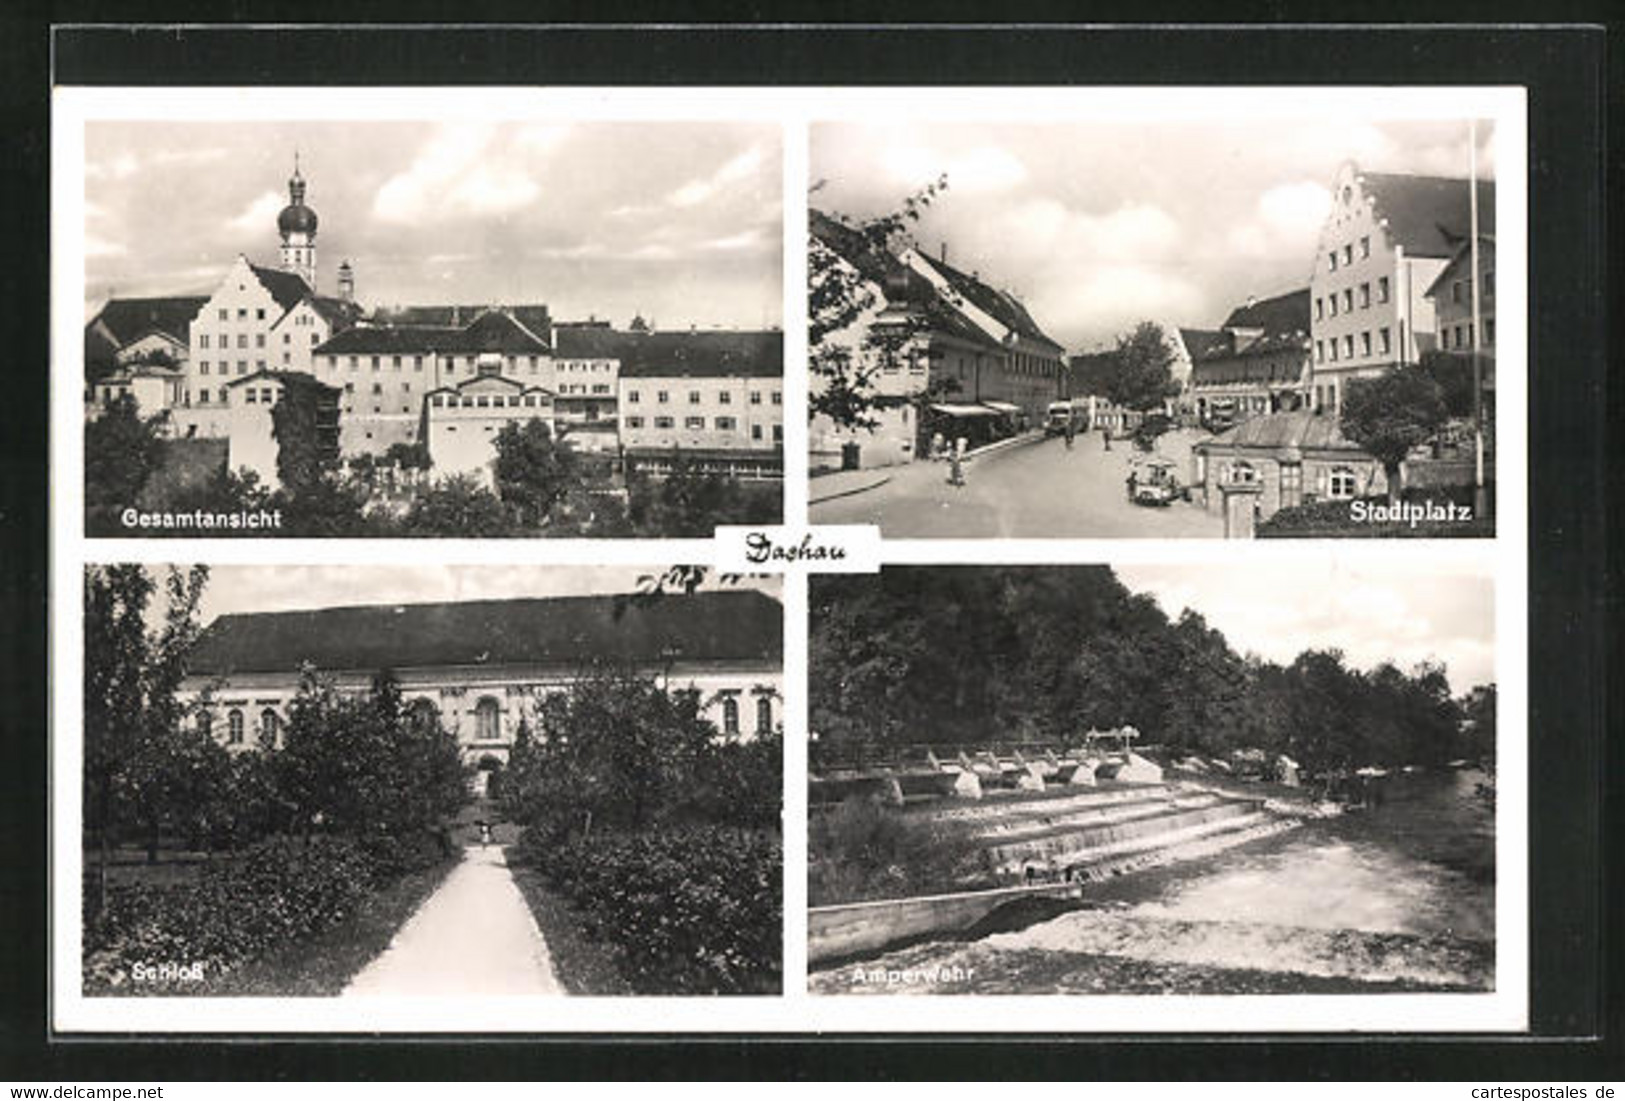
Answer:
[178,589,785,792]
[807,209,1068,470]
[618,330,784,479]
[1186,288,1313,426]
[1309,161,1494,414]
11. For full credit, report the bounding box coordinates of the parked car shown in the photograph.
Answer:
[1127,456,1182,506]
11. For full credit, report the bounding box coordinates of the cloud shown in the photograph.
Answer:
[373,123,565,223]
[225,190,285,235]
[1257,180,1333,238]
[669,146,767,208]
[83,233,126,258]
[885,143,1027,194]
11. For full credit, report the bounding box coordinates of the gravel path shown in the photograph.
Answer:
[343,845,564,996]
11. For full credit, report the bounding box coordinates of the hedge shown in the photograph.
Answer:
[84,834,396,993]
[514,825,781,995]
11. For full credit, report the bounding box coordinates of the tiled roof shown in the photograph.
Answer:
[1179,328,1232,362]
[1194,410,1368,453]
[912,251,1065,352]
[1424,235,1496,299]
[1190,354,1306,387]
[1360,172,1496,260]
[313,310,552,356]
[186,590,783,677]
[88,295,209,348]
[553,326,645,359]
[1220,288,1311,335]
[619,331,782,379]
[224,370,341,398]
[247,264,314,314]
[370,304,553,336]
[304,295,365,328]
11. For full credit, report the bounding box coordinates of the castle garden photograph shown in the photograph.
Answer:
[79,119,784,538]
[807,564,1497,995]
[808,112,1501,539]
[80,564,783,997]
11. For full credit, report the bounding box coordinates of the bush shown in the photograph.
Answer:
[512,825,781,995]
[807,798,991,907]
[84,835,383,992]
[1258,484,1493,539]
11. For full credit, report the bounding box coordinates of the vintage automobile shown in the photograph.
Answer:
[1126,455,1182,506]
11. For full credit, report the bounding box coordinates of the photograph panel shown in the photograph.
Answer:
[77,564,783,999]
[77,116,784,538]
[807,564,1497,995]
[808,113,1502,540]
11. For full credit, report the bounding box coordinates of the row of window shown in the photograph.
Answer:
[1315,277,1390,320]
[216,306,268,322]
[1440,318,1495,350]
[1326,236,1374,272]
[1448,271,1496,302]
[199,707,279,746]
[197,360,265,376]
[626,388,781,405]
[1315,327,1393,364]
[429,392,551,409]
[1225,460,1360,499]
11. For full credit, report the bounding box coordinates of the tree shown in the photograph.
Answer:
[270,384,339,495]
[808,176,948,431]
[398,474,512,537]
[1105,322,1181,442]
[84,396,166,530]
[1340,367,1449,504]
[1459,684,1497,767]
[492,419,578,528]
[1419,350,1484,421]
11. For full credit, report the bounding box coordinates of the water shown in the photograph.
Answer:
[811,769,1495,995]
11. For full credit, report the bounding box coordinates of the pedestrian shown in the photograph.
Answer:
[947,437,966,487]
[477,819,492,848]
[1064,417,1076,451]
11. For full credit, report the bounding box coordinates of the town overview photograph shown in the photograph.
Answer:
[807,563,1498,995]
[80,119,785,538]
[808,116,1499,539]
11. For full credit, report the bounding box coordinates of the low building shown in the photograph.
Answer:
[1190,409,1387,521]
[178,589,785,794]
[423,374,557,487]
[1185,289,1313,427]
[88,362,187,422]
[223,371,342,489]
[619,330,783,479]
[84,295,209,383]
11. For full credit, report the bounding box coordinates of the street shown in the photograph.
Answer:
[810,428,1225,538]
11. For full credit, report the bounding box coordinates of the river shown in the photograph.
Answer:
[810,768,1496,995]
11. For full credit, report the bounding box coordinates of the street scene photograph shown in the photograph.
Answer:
[809,113,1500,538]
[79,118,784,538]
[80,564,783,997]
[807,564,1497,995]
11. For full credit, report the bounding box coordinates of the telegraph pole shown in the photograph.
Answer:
[1469,120,1486,516]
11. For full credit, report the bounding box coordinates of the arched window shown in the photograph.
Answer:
[227,709,244,745]
[755,696,773,735]
[474,697,502,742]
[1328,465,1358,499]
[259,708,280,745]
[722,696,740,735]
[407,697,440,735]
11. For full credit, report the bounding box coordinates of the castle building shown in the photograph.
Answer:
[178,590,785,794]
[1308,162,1494,414]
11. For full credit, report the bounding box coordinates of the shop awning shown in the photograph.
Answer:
[982,400,1022,414]
[928,403,1000,417]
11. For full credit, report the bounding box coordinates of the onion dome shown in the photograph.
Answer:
[277,164,318,237]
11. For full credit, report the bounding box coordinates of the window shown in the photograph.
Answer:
[1485,317,1495,345]
[1359,283,1370,308]
[719,391,732,404]
[685,415,705,429]
[237,334,248,348]
[1314,298,1323,321]
[751,424,763,440]
[283,333,290,344]
[245,388,257,404]
[256,308,265,321]
[474,697,502,742]
[1343,244,1353,266]
[1343,334,1354,359]
[372,382,383,395]
[255,333,265,348]
[771,391,781,405]
[716,416,736,430]
[689,390,701,404]
[627,390,640,404]
[1328,251,1338,272]
[256,360,265,371]
[283,352,291,365]
[722,696,739,735]
[1328,465,1358,499]
[654,416,675,429]
[199,389,211,404]
[1485,270,1495,298]
[1314,340,1324,363]
[310,333,319,345]
[1377,276,1390,303]
[1452,281,1464,304]
[1361,331,1372,357]
[529,356,538,373]
[260,709,280,744]
[393,356,402,370]
[414,356,423,371]
[236,308,247,320]
[657,390,669,404]
[200,362,210,375]
[1360,235,1371,258]
[750,390,762,405]
[756,696,772,734]
[218,308,228,321]
[1380,327,1392,354]
[372,356,381,371]
[626,415,645,428]
[227,708,245,745]
[1228,461,1258,484]
[1328,296,1338,318]
[772,425,783,442]
[1343,289,1353,312]
[349,356,358,371]
[1328,341,1339,363]
[200,334,210,349]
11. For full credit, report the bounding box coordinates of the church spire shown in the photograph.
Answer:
[276,152,319,291]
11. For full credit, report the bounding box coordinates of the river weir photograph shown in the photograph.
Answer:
[807,563,1498,996]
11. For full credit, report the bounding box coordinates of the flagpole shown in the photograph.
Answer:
[1469,120,1485,509]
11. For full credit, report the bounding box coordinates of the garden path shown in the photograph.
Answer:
[342,844,564,996]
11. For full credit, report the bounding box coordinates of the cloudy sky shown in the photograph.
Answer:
[812,117,1495,350]
[179,565,781,626]
[85,120,782,329]
[1116,562,1494,693]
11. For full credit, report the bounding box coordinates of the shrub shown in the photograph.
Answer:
[83,835,381,992]
[1257,485,1493,539]
[513,824,781,995]
[807,798,991,907]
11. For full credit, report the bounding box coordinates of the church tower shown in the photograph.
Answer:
[276,155,319,291]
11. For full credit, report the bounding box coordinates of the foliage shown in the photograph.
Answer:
[83,835,379,991]
[624,458,781,535]
[1419,350,1490,421]
[398,474,514,537]
[1131,413,1175,452]
[492,419,579,527]
[810,567,1487,775]
[269,384,339,495]
[1106,322,1181,414]
[382,440,433,471]
[84,396,166,531]
[511,825,781,994]
[1341,368,1450,503]
[808,799,989,906]
[1257,485,1493,539]
[808,176,948,431]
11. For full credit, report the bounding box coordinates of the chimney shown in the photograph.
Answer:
[337,261,354,303]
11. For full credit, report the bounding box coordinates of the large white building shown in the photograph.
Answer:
[178,590,785,794]
[1308,161,1494,414]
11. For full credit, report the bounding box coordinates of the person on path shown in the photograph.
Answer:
[1064,417,1076,451]
[947,437,966,487]
[478,820,493,847]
